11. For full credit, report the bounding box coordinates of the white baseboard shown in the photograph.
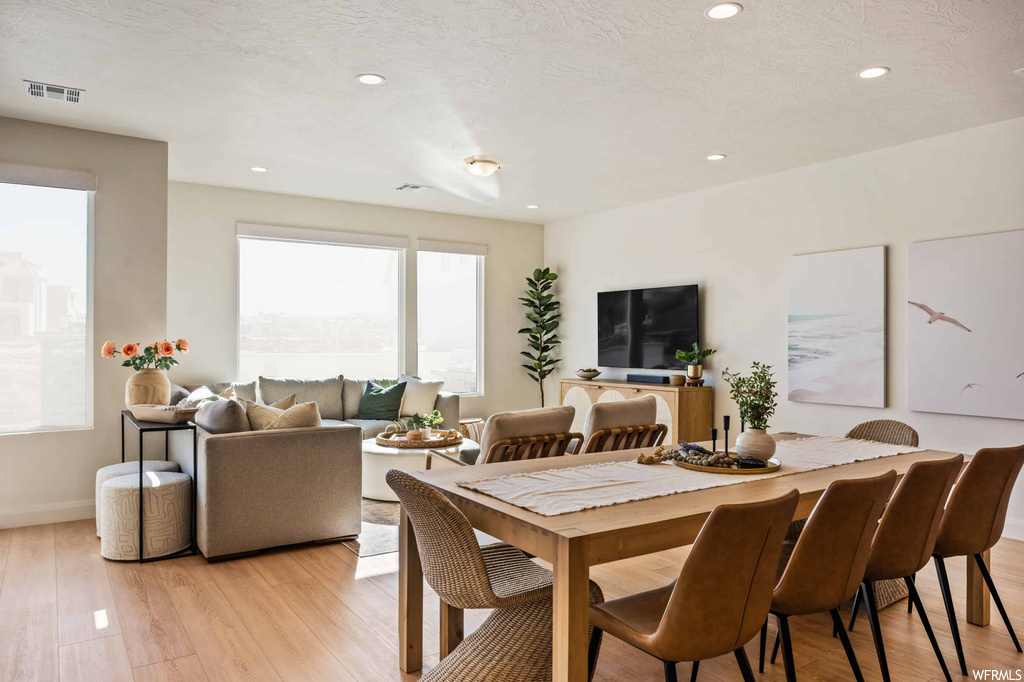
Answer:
[1004,516,1024,542]
[0,499,94,529]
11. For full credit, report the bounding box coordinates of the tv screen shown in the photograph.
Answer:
[597,284,698,369]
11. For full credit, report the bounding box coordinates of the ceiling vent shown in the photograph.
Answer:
[395,183,432,192]
[24,80,85,104]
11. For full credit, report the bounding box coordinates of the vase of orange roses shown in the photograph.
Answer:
[102,339,189,406]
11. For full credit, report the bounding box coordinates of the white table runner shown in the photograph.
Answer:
[456,436,923,516]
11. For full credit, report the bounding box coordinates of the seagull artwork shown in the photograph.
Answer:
[1018,371,1024,379]
[908,301,972,332]
[961,383,982,394]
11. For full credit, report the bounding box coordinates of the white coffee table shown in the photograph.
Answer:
[361,437,480,502]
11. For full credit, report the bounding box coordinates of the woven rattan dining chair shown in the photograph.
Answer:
[759,471,897,682]
[427,406,582,468]
[590,489,799,682]
[931,444,1024,675]
[386,469,605,681]
[577,396,668,454]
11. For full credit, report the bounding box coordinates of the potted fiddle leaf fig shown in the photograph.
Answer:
[518,267,561,406]
[675,342,717,380]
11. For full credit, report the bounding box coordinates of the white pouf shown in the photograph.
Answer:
[95,460,180,536]
[100,472,192,561]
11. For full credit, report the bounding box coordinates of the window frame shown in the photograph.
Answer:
[0,166,96,435]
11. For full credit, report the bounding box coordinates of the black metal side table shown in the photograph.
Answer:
[120,410,199,563]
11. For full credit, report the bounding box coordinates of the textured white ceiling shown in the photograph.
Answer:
[2,0,1022,223]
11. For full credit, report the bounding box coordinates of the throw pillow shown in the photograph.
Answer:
[169,383,190,406]
[355,381,406,420]
[231,380,258,403]
[243,400,281,430]
[177,385,235,408]
[196,399,252,434]
[258,375,344,419]
[398,374,444,418]
[264,401,322,430]
[266,393,297,410]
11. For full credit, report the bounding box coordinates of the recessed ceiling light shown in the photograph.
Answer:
[357,73,386,85]
[526,204,539,209]
[706,154,726,161]
[250,166,268,172]
[464,156,501,177]
[858,66,890,79]
[705,3,742,19]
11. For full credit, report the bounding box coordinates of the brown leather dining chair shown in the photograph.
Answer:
[588,489,799,682]
[849,455,963,682]
[577,395,668,454]
[931,444,1024,675]
[760,471,897,682]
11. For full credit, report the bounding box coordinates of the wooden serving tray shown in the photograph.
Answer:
[129,404,198,424]
[376,429,463,449]
[672,457,781,475]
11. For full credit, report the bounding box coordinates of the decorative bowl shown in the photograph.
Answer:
[129,404,198,424]
[576,369,601,380]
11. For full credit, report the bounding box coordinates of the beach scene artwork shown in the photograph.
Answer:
[788,246,886,408]
[909,230,1024,420]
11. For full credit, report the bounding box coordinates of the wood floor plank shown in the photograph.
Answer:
[0,602,58,682]
[247,551,313,586]
[0,527,12,573]
[211,564,354,681]
[131,655,209,682]
[55,519,122,646]
[59,634,134,682]
[168,580,281,682]
[0,524,56,612]
[105,560,195,668]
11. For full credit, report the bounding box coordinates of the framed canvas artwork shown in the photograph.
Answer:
[788,246,886,408]
[908,230,1024,420]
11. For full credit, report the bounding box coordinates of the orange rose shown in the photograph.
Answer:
[176,338,189,353]
[157,341,175,357]
[101,341,116,358]
[121,343,139,358]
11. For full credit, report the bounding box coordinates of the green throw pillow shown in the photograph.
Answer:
[355,381,407,420]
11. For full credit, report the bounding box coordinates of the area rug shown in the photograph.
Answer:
[342,499,401,558]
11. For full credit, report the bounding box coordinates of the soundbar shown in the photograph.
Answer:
[625,374,670,384]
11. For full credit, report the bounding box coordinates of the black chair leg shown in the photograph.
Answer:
[588,627,603,680]
[689,660,700,682]
[777,613,797,682]
[734,647,756,682]
[849,585,863,632]
[861,581,891,682]
[664,660,678,682]
[771,628,781,664]
[975,553,1023,653]
[906,575,953,682]
[908,573,916,613]
[830,608,865,682]
[933,555,968,675]
[759,620,768,673]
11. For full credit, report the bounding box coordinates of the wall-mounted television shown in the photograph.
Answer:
[598,284,698,369]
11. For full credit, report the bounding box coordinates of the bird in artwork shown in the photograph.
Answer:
[961,383,982,394]
[908,301,972,332]
[1018,371,1024,379]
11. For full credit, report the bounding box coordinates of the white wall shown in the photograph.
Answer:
[545,116,1024,539]
[167,181,544,419]
[0,117,168,528]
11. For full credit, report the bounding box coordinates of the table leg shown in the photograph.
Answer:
[967,549,991,626]
[553,534,590,682]
[440,600,464,659]
[399,506,423,672]
[138,430,144,563]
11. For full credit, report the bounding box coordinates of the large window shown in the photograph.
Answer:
[238,227,404,380]
[417,242,484,395]
[0,181,92,434]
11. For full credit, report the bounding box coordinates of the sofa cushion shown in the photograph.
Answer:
[259,375,344,419]
[355,381,406,420]
[231,380,258,403]
[398,374,444,418]
[342,378,366,420]
[264,402,322,430]
[346,419,395,439]
[196,399,252,435]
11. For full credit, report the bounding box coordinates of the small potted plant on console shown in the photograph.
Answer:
[673,342,717,385]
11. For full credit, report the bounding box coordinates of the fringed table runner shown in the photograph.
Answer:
[456,436,922,517]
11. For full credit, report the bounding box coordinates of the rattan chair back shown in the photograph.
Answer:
[845,420,919,447]
[580,424,668,454]
[482,432,583,464]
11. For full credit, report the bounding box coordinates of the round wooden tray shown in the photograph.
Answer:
[672,457,781,475]
[376,429,463,449]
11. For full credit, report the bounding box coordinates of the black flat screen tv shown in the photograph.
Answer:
[597,284,698,370]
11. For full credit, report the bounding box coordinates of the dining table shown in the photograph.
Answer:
[397,433,985,682]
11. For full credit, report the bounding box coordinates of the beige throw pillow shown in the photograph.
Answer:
[399,374,444,418]
[242,394,297,430]
[264,401,322,430]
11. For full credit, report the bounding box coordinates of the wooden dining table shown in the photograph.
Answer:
[398,434,987,682]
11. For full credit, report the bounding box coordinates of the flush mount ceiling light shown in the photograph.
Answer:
[706,153,726,161]
[464,156,501,177]
[250,166,268,172]
[526,204,539,209]
[858,66,890,79]
[357,73,386,85]
[705,3,742,19]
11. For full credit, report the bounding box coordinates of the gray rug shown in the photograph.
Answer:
[342,499,401,558]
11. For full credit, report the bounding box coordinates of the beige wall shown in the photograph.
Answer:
[167,181,544,419]
[545,116,1024,538]
[0,117,168,527]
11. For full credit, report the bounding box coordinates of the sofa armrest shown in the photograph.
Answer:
[435,392,460,433]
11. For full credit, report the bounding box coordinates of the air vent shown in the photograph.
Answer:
[24,80,85,104]
[395,183,432,192]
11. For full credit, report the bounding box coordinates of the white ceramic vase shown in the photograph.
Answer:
[419,427,433,439]
[735,428,776,462]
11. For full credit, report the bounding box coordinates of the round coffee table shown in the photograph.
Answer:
[361,437,480,502]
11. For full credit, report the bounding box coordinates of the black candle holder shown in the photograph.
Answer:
[710,427,718,454]
[723,416,730,455]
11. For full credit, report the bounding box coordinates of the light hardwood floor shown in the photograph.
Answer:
[0,519,1021,681]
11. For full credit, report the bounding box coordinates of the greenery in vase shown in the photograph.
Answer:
[675,342,716,366]
[721,362,777,430]
[518,267,561,406]
[400,410,444,430]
